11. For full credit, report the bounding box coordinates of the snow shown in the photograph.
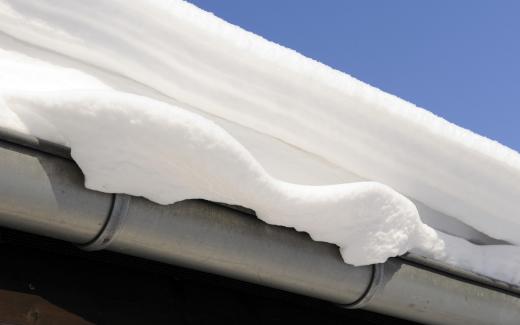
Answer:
[4,90,445,266]
[0,0,519,284]
[426,232,520,286]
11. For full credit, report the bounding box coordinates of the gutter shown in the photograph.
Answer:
[0,129,519,325]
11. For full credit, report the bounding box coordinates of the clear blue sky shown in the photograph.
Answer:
[188,1,520,152]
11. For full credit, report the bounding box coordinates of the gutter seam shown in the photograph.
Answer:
[342,263,384,309]
[79,194,131,251]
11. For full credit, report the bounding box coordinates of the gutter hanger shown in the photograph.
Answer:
[0,132,519,325]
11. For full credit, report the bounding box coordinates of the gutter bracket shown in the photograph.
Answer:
[79,194,131,251]
[343,263,384,309]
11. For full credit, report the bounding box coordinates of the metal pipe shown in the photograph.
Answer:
[0,140,110,243]
[0,137,519,324]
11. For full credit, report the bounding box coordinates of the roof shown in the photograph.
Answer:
[0,0,519,285]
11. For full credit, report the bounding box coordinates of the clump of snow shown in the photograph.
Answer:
[0,0,519,284]
[4,90,445,265]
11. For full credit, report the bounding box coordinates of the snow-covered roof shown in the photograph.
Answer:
[0,0,519,285]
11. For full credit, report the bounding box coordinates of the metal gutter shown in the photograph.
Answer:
[402,253,520,296]
[0,127,70,159]
[0,134,519,324]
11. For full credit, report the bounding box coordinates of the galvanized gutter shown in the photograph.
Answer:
[0,131,519,324]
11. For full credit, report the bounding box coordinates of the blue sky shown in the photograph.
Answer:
[189,1,520,152]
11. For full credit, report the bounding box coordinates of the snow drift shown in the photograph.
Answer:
[5,91,444,265]
[0,0,519,284]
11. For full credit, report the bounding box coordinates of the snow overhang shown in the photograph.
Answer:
[0,0,519,292]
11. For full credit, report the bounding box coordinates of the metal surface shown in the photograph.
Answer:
[368,259,520,325]
[110,196,372,304]
[0,140,111,244]
[1,134,520,324]
[402,252,520,296]
[79,194,131,251]
[343,264,385,309]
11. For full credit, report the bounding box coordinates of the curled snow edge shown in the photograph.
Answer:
[4,91,444,266]
[0,0,519,284]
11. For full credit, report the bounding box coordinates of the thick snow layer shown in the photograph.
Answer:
[0,0,519,284]
[5,91,445,265]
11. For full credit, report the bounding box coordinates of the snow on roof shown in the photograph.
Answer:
[0,0,519,284]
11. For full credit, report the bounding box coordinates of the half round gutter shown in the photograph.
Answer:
[0,130,519,325]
